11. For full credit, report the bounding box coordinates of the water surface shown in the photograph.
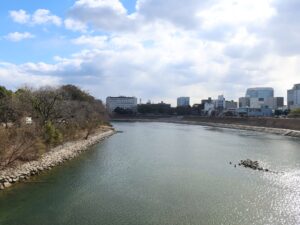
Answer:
[0,122,300,225]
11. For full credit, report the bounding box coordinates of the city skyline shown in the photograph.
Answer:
[108,85,292,107]
[0,0,300,105]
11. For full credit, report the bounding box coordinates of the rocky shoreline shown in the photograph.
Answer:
[0,129,115,191]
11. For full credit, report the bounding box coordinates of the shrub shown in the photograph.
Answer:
[44,121,63,147]
[289,108,300,118]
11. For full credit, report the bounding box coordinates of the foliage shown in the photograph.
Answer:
[61,85,94,102]
[114,107,134,115]
[0,86,12,99]
[137,104,172,115]
[0,84,109,168]
[0,126,39,168]
[289,108,300,117]
[44,121,63,146]
[176,106,191,115]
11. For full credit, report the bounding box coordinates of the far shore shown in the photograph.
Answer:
[111,117,300,138]
[0,128,116,191]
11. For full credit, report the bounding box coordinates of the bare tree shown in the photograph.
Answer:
[30,87,63,124]
[0,126,40,168]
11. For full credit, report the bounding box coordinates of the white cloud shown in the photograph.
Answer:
[64,18,88,32]
[9,9,62,26]
[4,0,300,105]
[72,35,108,47]
[32,9,62,26]
[67,0,136,31]
[0,63,61,90]
[136,0,209,29]
[4,32,35,42]
[198,0,276,30]
[9,10,30,24]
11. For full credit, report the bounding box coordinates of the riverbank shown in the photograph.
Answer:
[0,128,115,190]
[112,118,300,138]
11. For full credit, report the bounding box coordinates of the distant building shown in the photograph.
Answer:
[245,87,274,109]
[246,87,274,99]
[241,87,283,110]
[237,108,273,117]
[239,97,250,108]
[215,95,226,110]
[177,97,190,107]
[106,96,138,113]
[287,84,300,110]
[201,97,212,105]
[273,97,284,109]
[225,100,237,109]
[204,102,215,114]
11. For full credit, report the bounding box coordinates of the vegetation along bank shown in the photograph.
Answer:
[0,85,114,190]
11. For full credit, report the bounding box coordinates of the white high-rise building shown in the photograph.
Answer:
[246,87,275,109]
[287,84,300,110]
[106,96,138,113]
[215,95,226,110]
[177,97,190,107]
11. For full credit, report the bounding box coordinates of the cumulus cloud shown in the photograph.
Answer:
[64,18,88,32]
[9,9,30,24]
[72,35,108,48]
[198,0,276,30]
[67,0,137,31]
[4,32,35,42]
[4,0,300,104]
[0,63,61,90]
[260,0,300,56]
[31,9,62,26]
[136,0,210,29]
[9,9,62,26]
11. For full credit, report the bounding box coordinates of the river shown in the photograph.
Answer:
[1,122,300,225]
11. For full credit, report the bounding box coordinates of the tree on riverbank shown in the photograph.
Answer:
[289,108,300,118]
[0,85,109,169]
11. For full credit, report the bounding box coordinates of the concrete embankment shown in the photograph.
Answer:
[182,117,300,131]
[0,129,115,190]
[171,120,300,138]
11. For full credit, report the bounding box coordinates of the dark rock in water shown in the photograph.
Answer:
[240,159,260,170]
[239,159,271,173]
[229,162,232,165]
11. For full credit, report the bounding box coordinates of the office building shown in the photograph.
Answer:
[225,100,237,109]
[215,95,226,110]
[106,96,138,113]
[273,97,284,109]
[239,97,250,108]
[287,84,300,110]
[177,97,190,107]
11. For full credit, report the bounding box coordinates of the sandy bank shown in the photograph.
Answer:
[0,129,115,190]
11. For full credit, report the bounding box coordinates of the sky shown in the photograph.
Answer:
[0,0,299,105]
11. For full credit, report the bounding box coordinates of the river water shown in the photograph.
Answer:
[0,122,300,225]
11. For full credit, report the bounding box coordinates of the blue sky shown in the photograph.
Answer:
[0,0,299,105]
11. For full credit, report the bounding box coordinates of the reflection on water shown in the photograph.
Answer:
[0,122,300,225]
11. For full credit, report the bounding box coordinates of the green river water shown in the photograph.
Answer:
[0,122,300,225]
